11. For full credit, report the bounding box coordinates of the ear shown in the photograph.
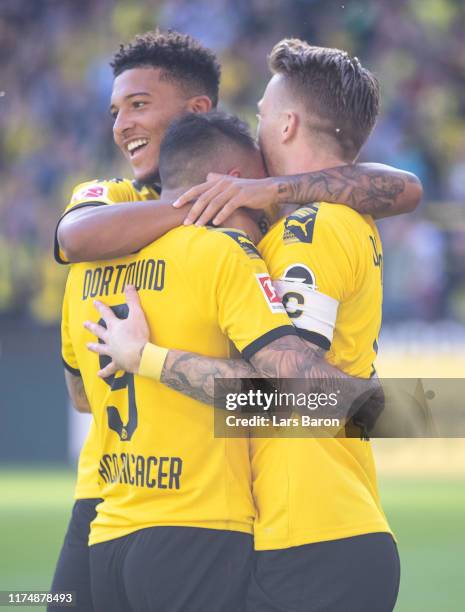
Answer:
[281,111,298,144]
[228,167,241,178]
[187,96,213,114]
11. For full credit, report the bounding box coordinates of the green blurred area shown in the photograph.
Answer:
[0,468,464,611]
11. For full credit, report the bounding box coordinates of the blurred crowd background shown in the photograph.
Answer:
[2,4,464,610]
[1,0,465,327]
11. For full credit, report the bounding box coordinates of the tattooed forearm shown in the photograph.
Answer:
[64,370,91,413]
[160,349,260,407]
[250,335,381,423]
[250,336,345,388]
[275,163,422,219]
[159,337,381,426]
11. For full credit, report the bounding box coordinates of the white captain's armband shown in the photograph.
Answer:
[274,264,339,346]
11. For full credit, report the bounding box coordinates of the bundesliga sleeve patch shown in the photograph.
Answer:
[72,183,109,202]
[256,273,286,313]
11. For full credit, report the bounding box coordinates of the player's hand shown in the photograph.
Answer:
[351,375,385,434]
[172,173,278,226]
[84,285,149,376]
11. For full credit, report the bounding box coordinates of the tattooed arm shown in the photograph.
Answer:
[161,337,340,403]
[172,163,422,226]
[160,335,375,422]
[84,290,376,422]
[64,369,91,413]
[274,163,422,220]
[160,350,260,406]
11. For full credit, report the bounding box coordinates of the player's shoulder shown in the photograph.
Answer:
[131,179,161,200]
[261,204,375,259]
[164,226,263,275]
[318,202,373,230]
[148,225,261,264]
[282,203,372,244]
[317,205,381,273]
[69,177,136,204]
[203,227,262,260]
[71,176,130,194]
[279,204,322,245]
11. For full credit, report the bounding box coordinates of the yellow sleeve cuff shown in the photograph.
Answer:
[137,343,168,381]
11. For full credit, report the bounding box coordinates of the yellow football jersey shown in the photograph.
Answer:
[253,203,391,550]
[54,178,160,265]
[57,178,160,501]
[61,225,295,545]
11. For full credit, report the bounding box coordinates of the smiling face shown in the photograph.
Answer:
[111,67,194,183]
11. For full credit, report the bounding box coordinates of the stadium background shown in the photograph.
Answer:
[1,0,464,610]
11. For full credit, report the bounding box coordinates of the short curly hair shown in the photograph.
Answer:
[269,39,379,159]
[111,30,221,107]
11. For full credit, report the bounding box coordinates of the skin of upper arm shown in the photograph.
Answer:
[56,205,102,260]
[57,199,188,263]
[249,334,330,379]
[64,369,91,413]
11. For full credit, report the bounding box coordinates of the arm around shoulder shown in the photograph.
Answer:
[57,200,186,263]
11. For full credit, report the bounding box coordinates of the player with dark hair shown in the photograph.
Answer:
[111,29,221,106]
[60,118,290,611]
[64,109,383,610]
[159,112,259,188]
[50,28,219,612]
[54,30,415,611]
[56,32,421,265]
[88,42,401,611]
[108,29,221,185]
[54,29,220,268]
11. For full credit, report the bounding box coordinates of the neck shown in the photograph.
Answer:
[277,147,348,220]
[161,186,193,201]
[135,171,160,187]
[279,146,346,176]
